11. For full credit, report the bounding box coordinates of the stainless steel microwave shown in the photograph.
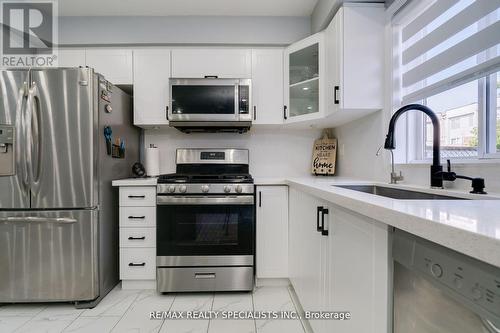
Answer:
[168,78,252,132]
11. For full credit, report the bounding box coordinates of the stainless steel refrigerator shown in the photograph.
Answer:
[0,67,139,307]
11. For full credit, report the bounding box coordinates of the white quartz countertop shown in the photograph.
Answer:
[286,177,500,268]
[112,177,158,186]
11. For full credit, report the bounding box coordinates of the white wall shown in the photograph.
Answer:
[144,127,322,178]
[58,16,311,46]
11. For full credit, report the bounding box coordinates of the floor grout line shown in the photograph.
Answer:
[286,285,307,333]
[206,293,215,333]
[252,287,258,333]
[157,292,176,333]
[107,286,143,333]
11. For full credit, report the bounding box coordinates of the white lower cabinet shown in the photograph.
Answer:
[289,188,390,333]
[118,186,157,290]
[256,186,288,278]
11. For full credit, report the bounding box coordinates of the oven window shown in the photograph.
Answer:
[172,86,235,114]
[157,204,254,256]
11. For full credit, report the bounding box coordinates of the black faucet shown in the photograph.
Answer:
[384,103,487,194]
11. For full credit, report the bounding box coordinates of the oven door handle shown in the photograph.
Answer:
[157,195,254,205]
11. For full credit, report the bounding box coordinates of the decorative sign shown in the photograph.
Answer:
[312,133,337,176]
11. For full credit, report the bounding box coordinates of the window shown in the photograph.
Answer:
[392,0,500,161]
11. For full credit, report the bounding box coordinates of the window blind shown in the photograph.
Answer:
[396,0,500,104]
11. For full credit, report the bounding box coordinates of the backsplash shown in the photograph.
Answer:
[143,127,322,179]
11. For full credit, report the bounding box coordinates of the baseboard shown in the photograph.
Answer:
[287,284,314,333]
[121,280,156,290]
[255,277,290,287]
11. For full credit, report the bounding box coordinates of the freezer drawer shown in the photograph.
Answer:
[0,209,98,302]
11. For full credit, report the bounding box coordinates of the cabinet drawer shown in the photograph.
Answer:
[119,187,156,206]
[120,228,156,247]
[120,248,156,280]
[119,207,156,227]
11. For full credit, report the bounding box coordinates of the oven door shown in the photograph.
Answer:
[156,195,254,265]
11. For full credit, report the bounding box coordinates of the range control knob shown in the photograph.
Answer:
[431,263,443,278]
[179,185,187,193]
[167,185,176,193]
[235,185,243,193]
[471,287,482,301]
[201,185,210,193]
[223,185,231,193]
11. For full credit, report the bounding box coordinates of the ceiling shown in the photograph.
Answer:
[58,0,319,17]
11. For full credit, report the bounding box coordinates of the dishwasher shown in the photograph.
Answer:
[393,229,500,333]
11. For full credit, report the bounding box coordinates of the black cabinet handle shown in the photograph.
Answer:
[128,262,146,266]
[321,208,329,236]
[128,195,145,198]
[334,86,340,105]
[128,216,145,219]
[259,191,262,207]
[166,105,169,120]
[317,206,323,231]
[204,75,218,78]
[283,105,288,120]
[128,236,146,240]
[253,105,257,121]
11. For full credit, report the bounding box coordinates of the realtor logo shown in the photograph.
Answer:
[1,0,58,67]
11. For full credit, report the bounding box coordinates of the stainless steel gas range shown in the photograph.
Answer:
[156,148,254,292]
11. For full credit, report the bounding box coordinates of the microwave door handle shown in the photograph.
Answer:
[235,83,239,120]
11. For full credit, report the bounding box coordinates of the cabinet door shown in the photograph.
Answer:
[133,49,171,126]
[171,49,251,78]
[251,49,284,125]
[327,205,389,333]
[256,186,288,278]
[56,49,86,67]
[325,11,341,114]
[284,32,325,122]
[289,188,328,333]
[85,49,133,84]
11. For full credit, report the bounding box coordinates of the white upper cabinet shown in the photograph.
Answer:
[284,32,326,123]
[284,4,384,128]
[171,48,251,78]
[251,49,285,125]
[56,49,86,67]
[133,49,171,127]
[85,49,133,84]
[325,4,384,124]
[256,186,288,278]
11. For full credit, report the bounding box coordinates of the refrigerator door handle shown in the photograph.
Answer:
[0,216,77,224]
[17,81,30,190]
[26,82,42,192]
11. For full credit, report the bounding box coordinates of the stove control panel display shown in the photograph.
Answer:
[200,152,225,160]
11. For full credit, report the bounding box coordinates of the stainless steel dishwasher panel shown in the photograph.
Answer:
[393,229,500,333]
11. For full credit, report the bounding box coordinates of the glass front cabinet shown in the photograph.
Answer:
[284,32,326,122]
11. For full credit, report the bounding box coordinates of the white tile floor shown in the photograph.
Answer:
[0,285,306,333]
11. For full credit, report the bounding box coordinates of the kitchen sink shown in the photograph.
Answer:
[333,185,467,200]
